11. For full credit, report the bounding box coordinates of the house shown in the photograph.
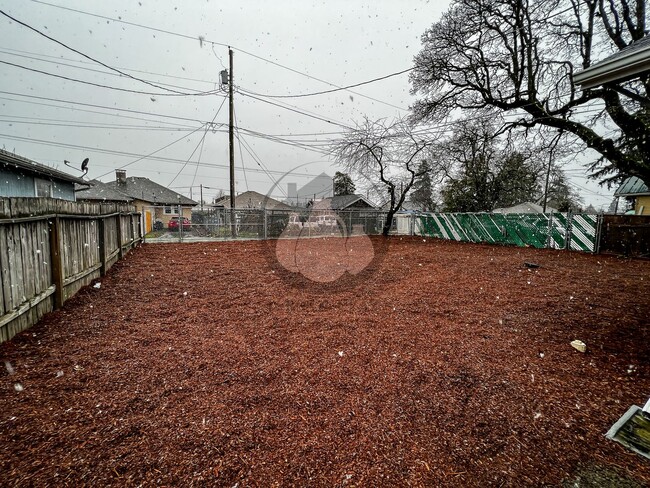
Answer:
[312,194,376,211]
[614,177,650,215]
[211,190,292,210]
[76,170,197,232]
[74,180,133,204]
[0,149,87,201]
[380,199,427,213]
[287,172,333,206]
[308,194,379,234]
[493,202,558,214]
[573,35,650,89]
[573,37,650,215]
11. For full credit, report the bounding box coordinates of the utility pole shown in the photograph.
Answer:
[228,47,237,238]
[200,184,204,211]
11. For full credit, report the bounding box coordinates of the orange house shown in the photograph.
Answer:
[76,170,197,232]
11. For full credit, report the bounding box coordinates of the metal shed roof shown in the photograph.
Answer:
[614,176,649,197]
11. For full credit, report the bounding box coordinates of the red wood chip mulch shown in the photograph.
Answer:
[1,237,649,487]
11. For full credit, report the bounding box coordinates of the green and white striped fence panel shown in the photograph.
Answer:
[416,213,597,252]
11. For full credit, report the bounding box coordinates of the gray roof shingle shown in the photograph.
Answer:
[109,177,196,205]
[212,190,291,210]
[75,181,133,202]
[312,194,375,210]
[77,176,196,205]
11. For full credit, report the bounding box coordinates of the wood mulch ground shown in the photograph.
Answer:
[1,237,649,487]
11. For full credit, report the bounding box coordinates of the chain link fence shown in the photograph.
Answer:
[413,212,598,251]
[146,208,389,242]
[144,207,599,253]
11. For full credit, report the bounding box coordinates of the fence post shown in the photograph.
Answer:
[178,205,183,243]
[565,210,573,250]
[263,210,268,239]
[98,216,107,276]
[116,213,124,259]
[49,217,64,308]
[594,213,603,254]
[135,213,142,243]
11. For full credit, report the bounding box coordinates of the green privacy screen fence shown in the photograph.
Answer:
[415,213,598,252]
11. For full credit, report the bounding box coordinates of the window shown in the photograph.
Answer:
[164,205,179,215]
[35,178,53,198]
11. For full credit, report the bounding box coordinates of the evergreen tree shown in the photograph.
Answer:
[410,160,436,211]
[333,171,356,196]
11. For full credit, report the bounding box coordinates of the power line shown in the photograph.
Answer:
[233,46,409,111]
[27,0,407,111]
[0,59,220,98]
[172,97,227,187]
[0,110,199,130]
[0,49,213,93]
[0,132,325,179]
[0,118,200,131]
[0,88,348,145]
[235,131,288,197]
[94,126,207,179]
[237,89,354,129]
[0,45,217,86]
[241,67,413,98]
[233,108,249,191]
[236,127,331,155]
[1,91,335,153]
[0,8,217,97]
[0,90,215,125]
[29,0,228,47]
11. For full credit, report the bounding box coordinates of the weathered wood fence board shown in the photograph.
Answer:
[0,197,142,343]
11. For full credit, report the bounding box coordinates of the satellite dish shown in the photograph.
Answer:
[63,158,90,178]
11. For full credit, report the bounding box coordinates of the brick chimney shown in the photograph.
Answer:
[115,169,127,186]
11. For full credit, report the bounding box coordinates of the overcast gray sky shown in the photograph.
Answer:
[0,0,615,208]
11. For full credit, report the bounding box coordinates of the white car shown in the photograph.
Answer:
[315,214,339,227]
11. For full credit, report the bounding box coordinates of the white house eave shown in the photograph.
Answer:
[615,191,650,197]
[573,45,650,89]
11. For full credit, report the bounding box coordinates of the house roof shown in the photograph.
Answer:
[106,176,196,205]
[614,176,649,197]
[573,35,650,89]
[75,181,133,202]
[312,194,375,210]
[212,190,291,210]
[0,148,87,184]
[297,172,332,195]
[380,199,425,212]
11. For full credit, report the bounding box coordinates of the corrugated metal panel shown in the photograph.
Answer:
[615,176,649,196]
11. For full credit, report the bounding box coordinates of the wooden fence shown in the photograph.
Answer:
[0,197,142,343]
[597,215,650,258]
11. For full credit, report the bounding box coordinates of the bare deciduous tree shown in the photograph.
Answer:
[411,0,650,186]
[331,117,430,236]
